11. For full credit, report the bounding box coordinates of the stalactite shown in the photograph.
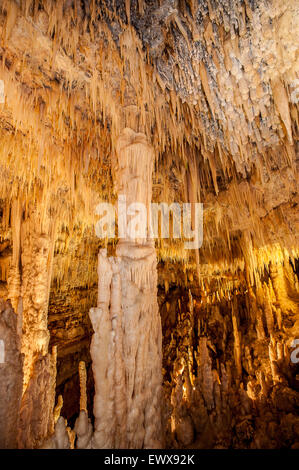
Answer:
[6,200,57,392]
[263,284,275,335]
[161,260,299,449]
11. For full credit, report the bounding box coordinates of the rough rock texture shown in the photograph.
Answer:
[0,299,23,449]
[160,257,299,449]
[0,0,296,268]
[17,347,57,449]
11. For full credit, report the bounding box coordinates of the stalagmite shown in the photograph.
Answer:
[270,261,298,314]
[53,395,63,424]
[74,361,93,449]
[40,417,70,450]
[232,297,242,380]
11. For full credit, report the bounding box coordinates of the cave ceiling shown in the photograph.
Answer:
[0,0,298,285]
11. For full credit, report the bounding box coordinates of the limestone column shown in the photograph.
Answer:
[90,128,162,449]
[7,198,57,448]
[0,299,23,448]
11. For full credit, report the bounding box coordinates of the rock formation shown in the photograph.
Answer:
[89,128,162,448]
[160,257,299,449]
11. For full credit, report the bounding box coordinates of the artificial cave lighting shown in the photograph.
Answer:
[0,0,298,451]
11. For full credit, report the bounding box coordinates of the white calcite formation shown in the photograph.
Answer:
[89,128,163,448]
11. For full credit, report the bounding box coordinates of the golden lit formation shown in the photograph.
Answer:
[0,0,298,451]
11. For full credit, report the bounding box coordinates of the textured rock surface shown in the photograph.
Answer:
[160,257,299,449]
[0,299,23,449]
[18,347,57,449]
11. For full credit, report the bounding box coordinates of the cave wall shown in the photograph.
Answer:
[0,299,23,448]
[0,0,298,450]
[160,258,299,449]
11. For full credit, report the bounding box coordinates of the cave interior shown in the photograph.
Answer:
[0,0,299,450]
